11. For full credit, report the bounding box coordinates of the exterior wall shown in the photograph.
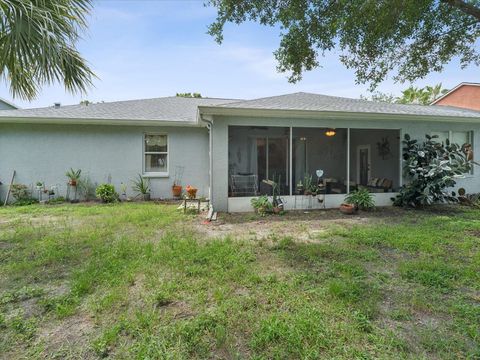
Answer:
[0,123,209,202]
[434,85,480,111]
[211,115,480,212]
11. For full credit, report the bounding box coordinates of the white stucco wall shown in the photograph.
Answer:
[211,115,480,212]
[0,123,209,202]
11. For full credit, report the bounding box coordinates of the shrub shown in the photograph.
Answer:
[10,184,37,206]
[393,134,472,207]
[251,195,273,216]
[95,184,118,203]
[344,188,375,210]
[131,174,150,195]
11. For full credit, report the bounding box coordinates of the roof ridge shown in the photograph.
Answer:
[7,95,243,111]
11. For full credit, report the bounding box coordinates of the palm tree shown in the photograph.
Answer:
[0,0,95,100]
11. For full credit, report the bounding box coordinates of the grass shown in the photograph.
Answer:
[0,203,479,359]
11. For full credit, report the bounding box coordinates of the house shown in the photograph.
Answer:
[0,92,479,212]
[0,97,18,110]
[431,82,480,111]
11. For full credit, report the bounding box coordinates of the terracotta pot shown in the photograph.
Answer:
[340,203,356,215]
[69,180,77,187]
[186,188,198,199]
[273,206,281,214]
[172,185,182,197]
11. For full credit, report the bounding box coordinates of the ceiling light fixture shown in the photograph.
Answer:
[325,129,336,137]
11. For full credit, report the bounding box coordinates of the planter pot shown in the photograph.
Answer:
[340,203,356,215]
[172,185,182,197]
[69,180,77,187]
[186,186,198,199]
[273,206,281,214]
[142,193,151,201]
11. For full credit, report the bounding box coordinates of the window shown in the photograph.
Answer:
[431,131,472,148]
[144,134,168,174]
[431,130,474,174]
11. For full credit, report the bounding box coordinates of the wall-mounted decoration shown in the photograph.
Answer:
[377,137,391,160]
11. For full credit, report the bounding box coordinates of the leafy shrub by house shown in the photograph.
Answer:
[95,184,118,203]
[344,188,375,210]
[10,184,37,206]
[251,195,273,216]
[394,134,471,207]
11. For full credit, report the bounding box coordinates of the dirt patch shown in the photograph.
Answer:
[36,313,97,358]
[193,209,387,244]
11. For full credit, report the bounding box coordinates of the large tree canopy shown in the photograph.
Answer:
[0,0,95,100]
[207,1,480,88]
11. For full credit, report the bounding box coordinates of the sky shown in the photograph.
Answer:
[1,0,478,109]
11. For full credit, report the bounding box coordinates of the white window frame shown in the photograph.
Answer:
[432,130,474,175]
[143,133,169,177]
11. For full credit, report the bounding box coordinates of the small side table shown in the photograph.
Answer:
[183,198,210,213]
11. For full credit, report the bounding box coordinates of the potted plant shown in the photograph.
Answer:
[36,181,43,191]
[303,174,313,195]
[66,168,81,187]
[271,176,284,214]
[172,181,182,198]
[251,195,273,216]
[296,180,304,195]
[185,185,198,199]
[132,174,151,201]
[339,203,356,214]
[343,188,375,213]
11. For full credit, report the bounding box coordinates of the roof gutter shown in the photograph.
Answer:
[198,106,480,123]
[0,116,204,127]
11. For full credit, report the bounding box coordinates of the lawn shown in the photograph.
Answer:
[0,203,479,359]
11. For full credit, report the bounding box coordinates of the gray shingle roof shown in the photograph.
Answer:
[1,92,479,124]
[0,96,237,122]
[218,92,480,118]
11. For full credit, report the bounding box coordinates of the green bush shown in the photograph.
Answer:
[394,134,471,207]
[95,184,118,203]
[344,188,375,210]
[10,184,37,206]
[250,195,273,216]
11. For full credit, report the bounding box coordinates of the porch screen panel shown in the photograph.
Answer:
[292,128,348,195]
[228,126,290,197]
[349,129,400,193]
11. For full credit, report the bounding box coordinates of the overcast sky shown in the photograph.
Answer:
[1,0,478,109]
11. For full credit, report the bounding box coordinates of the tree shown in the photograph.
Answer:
[393,134,472,207]
[0,0,95,100]
[362,83,449,104]
[176,92,202,98]
[396,84,449,105]
[207,1,480,89]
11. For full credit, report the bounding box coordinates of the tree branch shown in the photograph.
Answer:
[443,0,480,21]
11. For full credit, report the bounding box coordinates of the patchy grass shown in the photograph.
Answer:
[0,203,479,359]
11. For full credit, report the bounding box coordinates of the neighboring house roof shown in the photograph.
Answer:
[0,97,18,109]
[430,82,480,105]
[210,92,480,119]
[0,96,237,124]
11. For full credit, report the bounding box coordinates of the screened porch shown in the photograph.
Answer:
[228,126,400,209]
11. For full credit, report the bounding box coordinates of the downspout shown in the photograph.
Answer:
[201,115,214,203]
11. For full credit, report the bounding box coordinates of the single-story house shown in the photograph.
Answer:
[0,92,479,212]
